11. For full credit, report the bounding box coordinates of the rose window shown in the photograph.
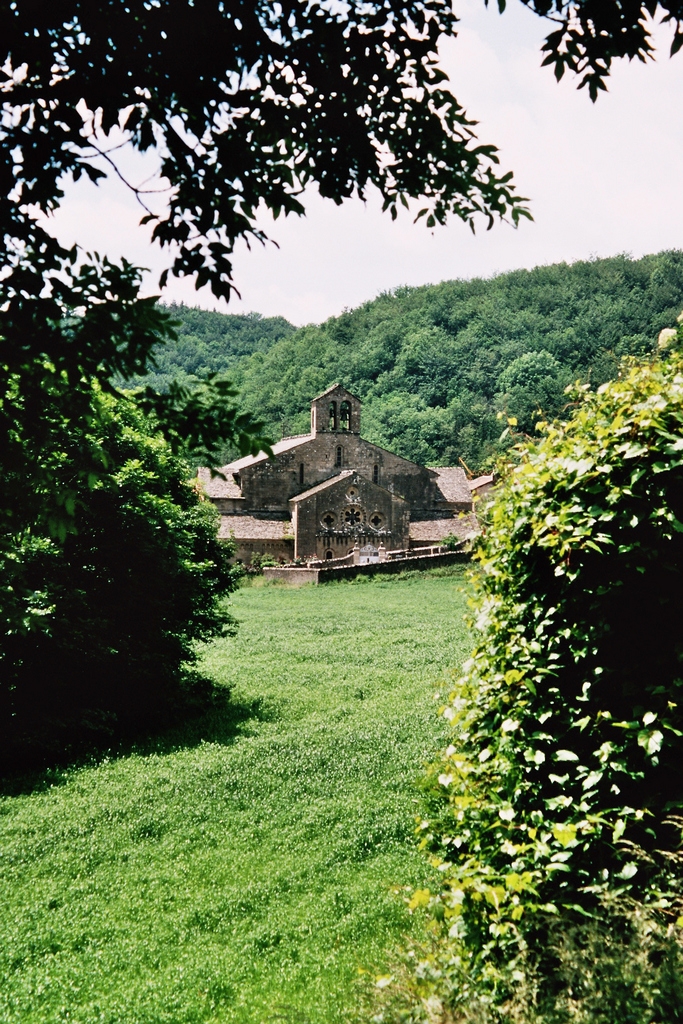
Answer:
[370,513,383,529]
[344,507,363,525]
[322,512,335,529]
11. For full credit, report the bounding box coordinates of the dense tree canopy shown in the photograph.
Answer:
[1,389,236,765]
[3,0,680,314]
[4,1,683,749]
[137,252,683,471]
[0,0,530,603]
[0,0,528,302]
[2,0,682,501]
[127,307,296,392]
[0,0,529,471]
[4,0,682,467]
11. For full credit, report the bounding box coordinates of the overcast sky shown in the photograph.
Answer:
[44,0,683,326]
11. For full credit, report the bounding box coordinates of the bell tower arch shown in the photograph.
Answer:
[310,384,361,436]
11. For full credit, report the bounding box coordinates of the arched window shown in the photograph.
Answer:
[340,400,350,431]
[299,463,304,485]
[329,401,337,430]
[373,464,379,484]
[325,550,334,560]
[335,445,343,467]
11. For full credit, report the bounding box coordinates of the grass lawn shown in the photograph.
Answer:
[0,568,471,1024]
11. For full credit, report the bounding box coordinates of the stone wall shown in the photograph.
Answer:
[263,547,469,584]
[261,566,321,586]
[232,537,295,565]
[241,433,439,512]
[290,470,409,559]
[310,383,362,435]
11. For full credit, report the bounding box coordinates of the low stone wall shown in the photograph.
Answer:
[263,547,469,585]
[261,567,322,586]
[232,538,295,565]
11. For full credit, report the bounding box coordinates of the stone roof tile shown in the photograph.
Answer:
[311,382,362,402]
[289,470,353,502]
[218,515,292,541]
[429,466,473,505]
[409,513,479,543]
[202,433,315,479]
[197,466,242,499]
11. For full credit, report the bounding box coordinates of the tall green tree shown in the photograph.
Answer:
[1,386,236,763]
[2,0,681,513]
[0,0,529,478]
[0,0,530,638]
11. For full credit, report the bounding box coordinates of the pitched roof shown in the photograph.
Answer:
[216,433,314,475]
[218,515,292,541]
[312,383,361,403]
[409,513,479,543]
[288,471,354,503]
[429,466,473,505]
[470,474,495,491]
[197,466,243,499]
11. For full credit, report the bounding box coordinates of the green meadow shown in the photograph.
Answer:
[0,569,471,1024]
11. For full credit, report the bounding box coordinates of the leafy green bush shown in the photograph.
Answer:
[247,552,279,573]
[409,339,683,1018]
[0,389,236,765]
[513,901,683,1024]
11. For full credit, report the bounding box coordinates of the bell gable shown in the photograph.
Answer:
[310,383,361,435]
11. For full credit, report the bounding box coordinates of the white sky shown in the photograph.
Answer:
[43,0,683,326]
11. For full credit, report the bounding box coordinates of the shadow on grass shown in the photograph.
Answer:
[0,689,277,799]
[134,691,278,758]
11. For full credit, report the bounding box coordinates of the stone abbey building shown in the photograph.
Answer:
[198,384,476,564]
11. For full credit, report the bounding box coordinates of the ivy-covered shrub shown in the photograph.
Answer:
[0,389,235,765]
[410,338,683,1019]
[379,900,683,1024]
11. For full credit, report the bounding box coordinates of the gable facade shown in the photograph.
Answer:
[290,469,410,559]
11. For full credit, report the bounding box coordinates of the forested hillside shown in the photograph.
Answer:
[125,306,296,392]
[138,252,683,472]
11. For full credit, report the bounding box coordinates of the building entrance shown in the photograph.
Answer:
[359,544,379,564]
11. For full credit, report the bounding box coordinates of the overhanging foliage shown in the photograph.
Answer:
[0,0,530,597]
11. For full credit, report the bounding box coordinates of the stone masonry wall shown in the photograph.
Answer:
[240,433,439,512]
[291,472,409,559]
[263,548,470,584]
[233,538,295,564]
